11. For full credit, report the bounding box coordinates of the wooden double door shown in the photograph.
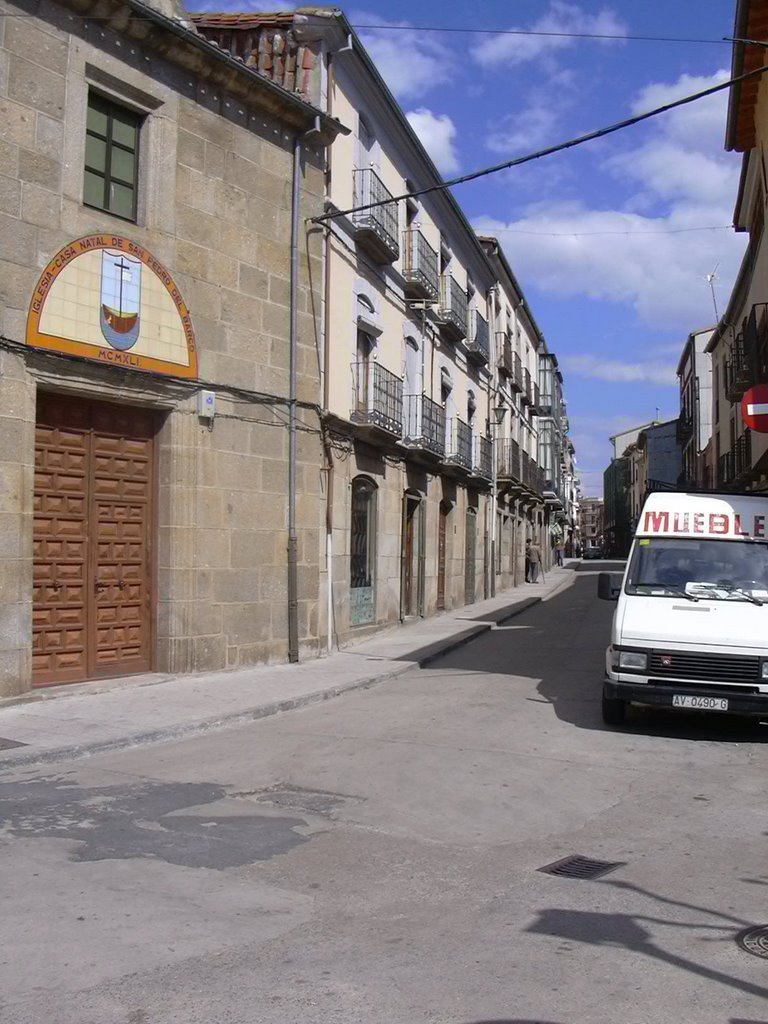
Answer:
[33,393,156,686]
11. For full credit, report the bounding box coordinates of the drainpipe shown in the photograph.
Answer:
[288,116,322,663]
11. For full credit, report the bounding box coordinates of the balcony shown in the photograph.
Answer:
[543,477,564,508]
[717,452,735,489]
[466,309,490,366]
[351,361,403,436]
[521,368,532,405]
[402,393,445,457]
[538,392,555,416]
[352,167,399,264]
[497,438,522,483]
[676,410,693,443]
[510,353,524,393]
[437,274,468,342]
[471,435,492,480]
[531,381,542,413]
[444,417,472,470]
[497,334,513,377]
[724,340,754,402]
[401,229,439,301]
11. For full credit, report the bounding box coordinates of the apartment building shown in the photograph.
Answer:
[626,420,682,526]
[579,498,604,550]
[0,0,343,696]
[193,8,580,639]
[480,238,548,589]
[676,327,714,488]
[705,1,768,493]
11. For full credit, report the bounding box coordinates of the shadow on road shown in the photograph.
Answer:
[427,571,768,743]
[526,876,768,1006]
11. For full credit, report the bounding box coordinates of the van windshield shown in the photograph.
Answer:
[626,538,768,603]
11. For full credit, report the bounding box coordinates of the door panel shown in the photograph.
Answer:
[437,505,447,611]
[33,404,90,685]
[33,394,155,686]
[464,509,477,605]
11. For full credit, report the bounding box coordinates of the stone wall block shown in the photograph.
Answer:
[178,99,233,152]
[5,20,69,77]
[7,58,65,120]
[230,529,278,569]
[0,138,19,179]
[219,288,264,329]
[0,212,37,266]
[0,648,28,697]
[261,301,289,341]
[35,113,65,162]
[0,173,20,217]
[221,601,272,645]
[177,128,205,171]
[0,99,36,149]
[210,567,261,603]
[239,262,269,298]
[21,182,60,227]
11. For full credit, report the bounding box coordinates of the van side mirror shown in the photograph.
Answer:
[597,572,622,601]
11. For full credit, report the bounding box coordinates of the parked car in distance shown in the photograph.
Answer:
[583,543,603,559]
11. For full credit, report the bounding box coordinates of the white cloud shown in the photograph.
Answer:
[487,103,560,155]
[473,69,747,330]
[474,1,627,68]
[352,12,452,100]
[405,109,460,175]
[562,354,677,386]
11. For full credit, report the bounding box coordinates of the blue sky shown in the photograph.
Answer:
[187,1,747,495]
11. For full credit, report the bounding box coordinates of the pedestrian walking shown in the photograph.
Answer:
[555,541,564,567]
[528,538,542,583]
[524,539,532,582]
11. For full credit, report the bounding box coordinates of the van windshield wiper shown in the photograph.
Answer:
[693,583,767,606]
[634,582,698,602]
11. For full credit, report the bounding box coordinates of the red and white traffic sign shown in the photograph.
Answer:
[742,384,768,433]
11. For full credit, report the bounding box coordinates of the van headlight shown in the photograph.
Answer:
[761,661,768,680]
[618,650,648,672]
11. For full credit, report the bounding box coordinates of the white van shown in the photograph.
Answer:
[599,490,768,725]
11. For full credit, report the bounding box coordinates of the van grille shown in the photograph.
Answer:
[649,650,760,684]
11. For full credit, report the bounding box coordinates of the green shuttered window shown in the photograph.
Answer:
[84,92,141,221]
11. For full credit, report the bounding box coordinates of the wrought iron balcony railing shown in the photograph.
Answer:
[510,353,524,393]
[444,417,472,470]
[471,435,492,480]
[401,229,439,301]
[497,333,513,377]
[352,167,399,264]
[521,368,532,405]
[402,393,445,457]
[466,308,490,365]
[676,409,693,443]
[724,340,754,402]
[437,274,468,341]
[351,361,403,435]
[497,438,522,482]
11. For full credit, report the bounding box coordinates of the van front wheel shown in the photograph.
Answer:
[602,693,626,725]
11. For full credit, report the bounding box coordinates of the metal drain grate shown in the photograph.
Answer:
[736,925,768,959]
[0,737,28,751]
[538,854,625,880]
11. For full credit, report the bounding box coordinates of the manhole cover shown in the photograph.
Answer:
[0,737,28,751]
[538,854,625,880]
[736,925,768,959]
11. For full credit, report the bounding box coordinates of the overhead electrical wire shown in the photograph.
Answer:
[350,23,732,46]
[312,60,768,226]
[491,225,733,238]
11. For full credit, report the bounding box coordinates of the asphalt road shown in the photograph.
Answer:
[2,567,767,1024]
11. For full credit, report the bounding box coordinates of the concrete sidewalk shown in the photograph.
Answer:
[0,564,577,769]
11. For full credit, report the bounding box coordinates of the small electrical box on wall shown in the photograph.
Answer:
[198,390,216,420]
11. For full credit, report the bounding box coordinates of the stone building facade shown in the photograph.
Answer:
[0,0,342,695]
